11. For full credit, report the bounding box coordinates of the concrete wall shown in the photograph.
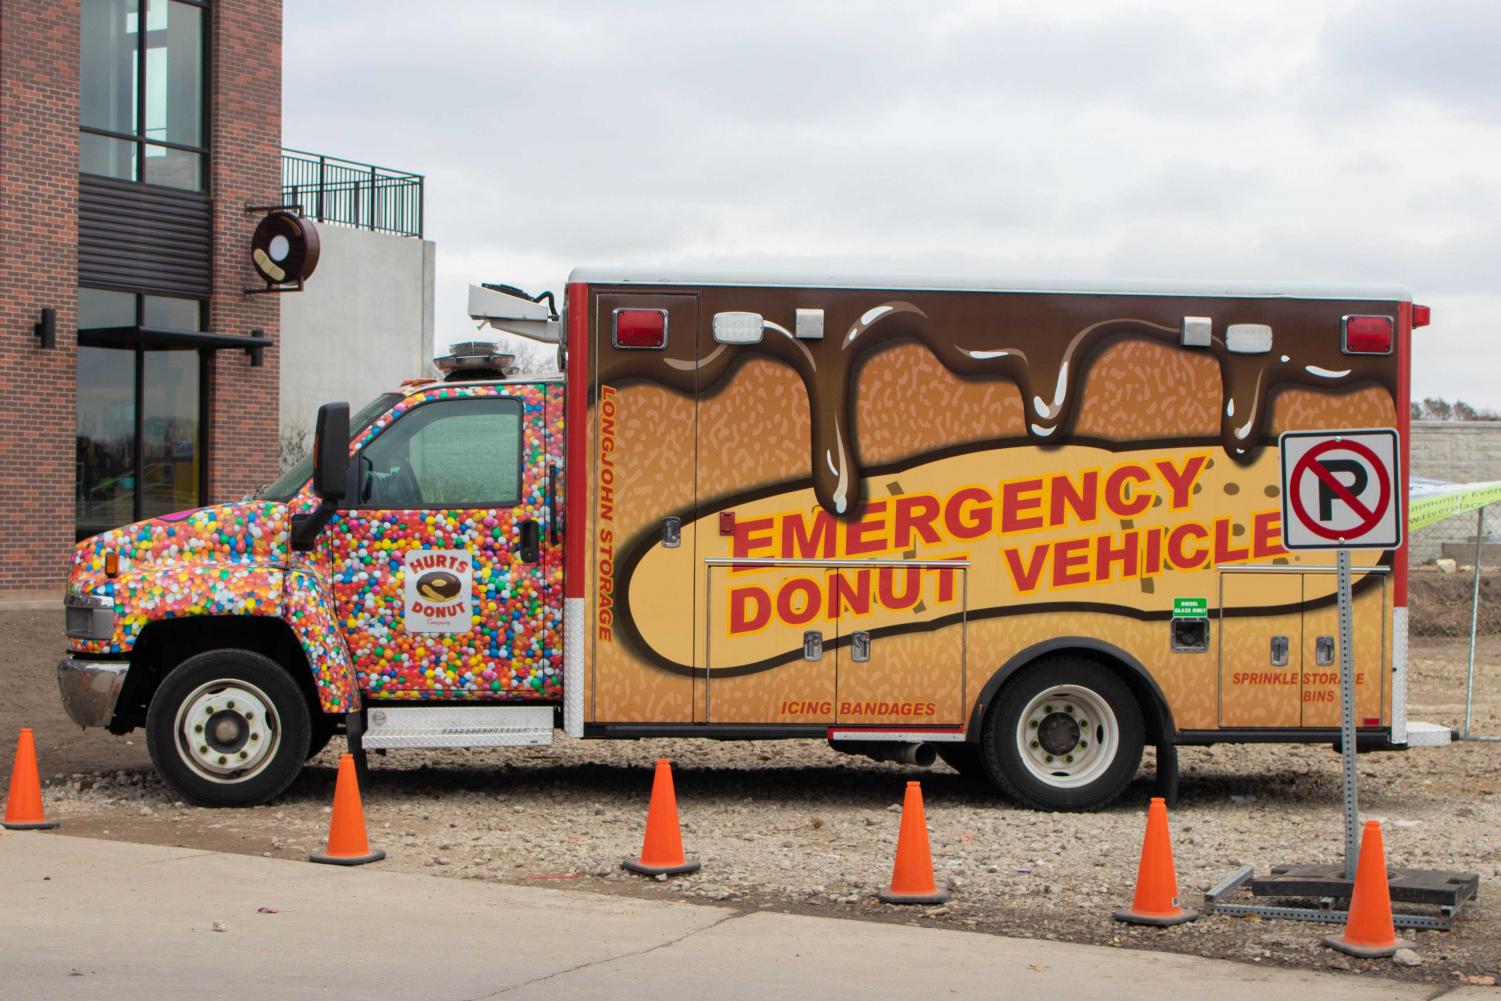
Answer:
[279,225,435,459]
[1409,421,1501,563]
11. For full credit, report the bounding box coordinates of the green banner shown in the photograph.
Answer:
[1408,481,1501,531]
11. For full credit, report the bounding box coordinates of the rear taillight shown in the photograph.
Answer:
[613,308,668,349]
[1342,315,1393,355]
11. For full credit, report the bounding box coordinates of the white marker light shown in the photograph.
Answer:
[712,311,764,345]
[1225,323,1273,354]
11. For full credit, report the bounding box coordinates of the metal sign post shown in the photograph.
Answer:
[1335,546,1358,878]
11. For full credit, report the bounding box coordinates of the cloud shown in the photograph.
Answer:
[1318,0,1501,121]
[283,0,1501,406]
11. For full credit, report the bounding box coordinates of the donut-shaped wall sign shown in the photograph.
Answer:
[250,211,321,286]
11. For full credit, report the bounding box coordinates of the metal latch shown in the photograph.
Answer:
[850,631,871,662]
[661,516,681,548]
[1316,635,1336,666]
[802,630,823,661]
[1270,635,1289,667]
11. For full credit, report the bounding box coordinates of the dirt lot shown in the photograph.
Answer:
[5,606,1499,987]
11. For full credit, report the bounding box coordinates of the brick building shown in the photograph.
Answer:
[0,0,282,593]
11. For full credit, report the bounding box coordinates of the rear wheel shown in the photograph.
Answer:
[146,649,310,807]
[981,656,1143,811]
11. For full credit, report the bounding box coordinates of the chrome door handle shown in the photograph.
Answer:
[850,631,871,663]
[1270,635,1289,667]
[1316,635,1335,666]
[661,516,681,548]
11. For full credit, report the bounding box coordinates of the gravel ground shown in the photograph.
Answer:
[6,608,1500,987]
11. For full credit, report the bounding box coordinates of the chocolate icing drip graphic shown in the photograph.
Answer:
[599,294,1394,517]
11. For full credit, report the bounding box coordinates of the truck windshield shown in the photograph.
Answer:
[255,393,405,502]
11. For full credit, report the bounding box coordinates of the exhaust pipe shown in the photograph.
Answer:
[829,740,937,767]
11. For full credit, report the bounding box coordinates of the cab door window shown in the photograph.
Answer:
[359,398,522,508]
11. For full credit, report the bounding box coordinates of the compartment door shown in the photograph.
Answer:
[589,293,699,723]
[834,565,966,726]
[1300,571,1387,727]
[1218,572,1303,727]
[703,563,838,724]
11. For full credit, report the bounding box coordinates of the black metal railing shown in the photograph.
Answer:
[281,149,424,238]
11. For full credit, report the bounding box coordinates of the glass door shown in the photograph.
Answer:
[76,346,137,537]
[76,344,204,539]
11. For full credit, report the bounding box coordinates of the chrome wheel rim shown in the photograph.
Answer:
[1014,684,1119,789]
[173,679,280,784]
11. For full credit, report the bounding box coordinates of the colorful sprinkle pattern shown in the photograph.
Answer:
[65,380,564,713]
[326,382,564,700]
[67,502,360,713]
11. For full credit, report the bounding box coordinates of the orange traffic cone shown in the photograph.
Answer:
[878,781,949,904]
[1324,821,1409,957]
[3,729,58,831]
[1114,796,1197,925]
[623,759,700,876]
[310,753,384,865]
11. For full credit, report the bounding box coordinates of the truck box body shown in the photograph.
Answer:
[568,272,1411,742]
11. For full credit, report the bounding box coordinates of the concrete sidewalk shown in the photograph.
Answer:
[0,832,1482,1001]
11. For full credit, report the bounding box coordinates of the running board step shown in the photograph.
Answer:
[362,706,554,749]
[1403,720,1456,747]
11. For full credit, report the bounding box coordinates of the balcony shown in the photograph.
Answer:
[281,149,424,239]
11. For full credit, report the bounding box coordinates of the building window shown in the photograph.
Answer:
[80,0,208,191]
[76,289,207,539]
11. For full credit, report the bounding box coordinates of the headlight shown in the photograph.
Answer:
[65,592,116,641]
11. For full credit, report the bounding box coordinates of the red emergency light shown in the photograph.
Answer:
[1341,315,1393,355]
[1412,304,1431,328]
[613,308,668,349]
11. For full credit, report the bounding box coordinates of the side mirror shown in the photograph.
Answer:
[312,402,350,502]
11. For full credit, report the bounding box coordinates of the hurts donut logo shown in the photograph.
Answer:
[403,549,474,635]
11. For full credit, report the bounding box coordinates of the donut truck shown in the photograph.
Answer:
[57,271,1454,811]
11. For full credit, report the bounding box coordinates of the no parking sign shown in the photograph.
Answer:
[1278,429,1402,551]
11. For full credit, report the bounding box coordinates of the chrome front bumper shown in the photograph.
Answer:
[57,657,129,728]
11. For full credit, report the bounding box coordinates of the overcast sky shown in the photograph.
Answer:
[283,0,1501,406]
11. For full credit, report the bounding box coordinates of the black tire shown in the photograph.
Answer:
[146,649,311,807]
[935,743,988,781]
[980,656,1143,811]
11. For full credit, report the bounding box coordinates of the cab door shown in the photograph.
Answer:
[327,389,556,699]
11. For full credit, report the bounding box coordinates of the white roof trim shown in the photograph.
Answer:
[567,267,1412,302]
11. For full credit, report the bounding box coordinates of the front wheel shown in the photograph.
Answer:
[146,649,310,807]
[981,656,1143,811]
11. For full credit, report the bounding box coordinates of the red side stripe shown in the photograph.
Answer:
[564,282,589,599]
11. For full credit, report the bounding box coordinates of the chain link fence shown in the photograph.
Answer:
[1408,492,1501,740]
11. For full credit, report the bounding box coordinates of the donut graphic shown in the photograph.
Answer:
[415,570,462,602]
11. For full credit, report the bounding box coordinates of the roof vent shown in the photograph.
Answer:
[434,341,517,382]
